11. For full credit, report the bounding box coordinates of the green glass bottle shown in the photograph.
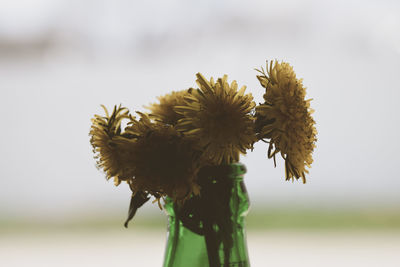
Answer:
[163,163,250,267]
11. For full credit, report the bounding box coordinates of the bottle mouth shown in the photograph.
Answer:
[197,163,246,182]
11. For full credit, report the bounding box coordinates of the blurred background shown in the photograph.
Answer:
[1,0,400,266]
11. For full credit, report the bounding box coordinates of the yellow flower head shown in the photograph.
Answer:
[146,89,192,126]
[89,105,135,185]
[255,60,317,183]
[175,73,256,165]
[119,113,202,201]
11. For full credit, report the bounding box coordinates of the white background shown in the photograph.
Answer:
[0,0,399,219]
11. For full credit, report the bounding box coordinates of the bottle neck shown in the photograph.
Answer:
[163,163,250,267]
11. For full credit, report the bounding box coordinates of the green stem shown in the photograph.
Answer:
[203,220,220,267]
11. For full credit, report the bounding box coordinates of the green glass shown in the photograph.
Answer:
[163,163,250,267]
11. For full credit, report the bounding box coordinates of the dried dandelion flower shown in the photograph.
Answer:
[147,89,192,126]
[89,105,135,185]
[255,60,317,183]
[117,113,203,201]
[90,106,202,202]
[176,73,256,165]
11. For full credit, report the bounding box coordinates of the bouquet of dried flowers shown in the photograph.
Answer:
[89,60,317,265]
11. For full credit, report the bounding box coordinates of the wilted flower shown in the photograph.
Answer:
[147,89,192,126]
[120,113,202,201]
[255,60,317,183]
[175,73,256,165]
[90,105,202,202]
[89,105,135,185]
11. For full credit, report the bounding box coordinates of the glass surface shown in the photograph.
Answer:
[163,163,250,267]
